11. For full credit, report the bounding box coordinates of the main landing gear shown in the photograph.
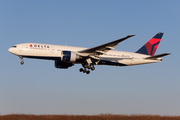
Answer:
[19,56,24,65]
[79,64,95,74]
[79,58,97,74]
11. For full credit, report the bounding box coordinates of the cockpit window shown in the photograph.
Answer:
[12,46,17,48]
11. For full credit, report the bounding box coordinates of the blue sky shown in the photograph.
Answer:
[1,0,180,115]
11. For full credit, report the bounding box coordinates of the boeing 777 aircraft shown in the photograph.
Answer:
[8,32,170,74]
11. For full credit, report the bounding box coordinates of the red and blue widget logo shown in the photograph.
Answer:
[136,33,163,56]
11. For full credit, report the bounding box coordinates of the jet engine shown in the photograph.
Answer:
[61,51,80,62]
[55,60,74,69]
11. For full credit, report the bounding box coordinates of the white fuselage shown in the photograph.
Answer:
[8,43,161,66]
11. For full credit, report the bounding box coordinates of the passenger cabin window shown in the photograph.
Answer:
[12,46,17,48]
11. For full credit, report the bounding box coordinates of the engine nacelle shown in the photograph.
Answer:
[55,60,73,69]
[61,51,80,62]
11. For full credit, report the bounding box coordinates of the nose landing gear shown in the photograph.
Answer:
[19,56,24,65]
[21,61,24,65]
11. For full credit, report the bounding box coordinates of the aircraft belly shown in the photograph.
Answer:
[122,59,161,65]
[24,56,61,60]
[99,57,128,66]
[99,57,160,66]
[119,59,133,65]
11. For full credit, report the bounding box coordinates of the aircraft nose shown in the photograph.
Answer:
[8,47,16,54]
[8,48,12,53]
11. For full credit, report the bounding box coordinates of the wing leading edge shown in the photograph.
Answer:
[78,34,135,54]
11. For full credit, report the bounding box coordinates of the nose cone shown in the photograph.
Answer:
[8,48,12,53]
[8,47,16,54]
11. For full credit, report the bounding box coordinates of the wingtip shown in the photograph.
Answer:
[166,53,171,55]
[127,34,136,37]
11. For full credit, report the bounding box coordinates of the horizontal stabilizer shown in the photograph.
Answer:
[145,53,171,60]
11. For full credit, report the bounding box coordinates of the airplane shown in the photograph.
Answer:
[8,32,170,74]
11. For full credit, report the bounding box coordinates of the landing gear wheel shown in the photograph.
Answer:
[21,61,24,65]
[79,68,83,72]
[88,65,91,69]
[86,71,90,74]
[91,66,95,71]
[82,64,88,68]
[83,69,86,73]
[81,63,94,74]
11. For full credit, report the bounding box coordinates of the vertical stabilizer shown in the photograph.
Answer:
[136,32,163,56]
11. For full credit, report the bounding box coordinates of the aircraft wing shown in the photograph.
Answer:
[78,35,135,55]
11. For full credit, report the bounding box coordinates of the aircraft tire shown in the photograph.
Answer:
[83,69,86,73]
[86,71,90,74]
[91,67,95,71]
[88,65,91,69]
[79,68,83,72]
[21,61,24,65]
